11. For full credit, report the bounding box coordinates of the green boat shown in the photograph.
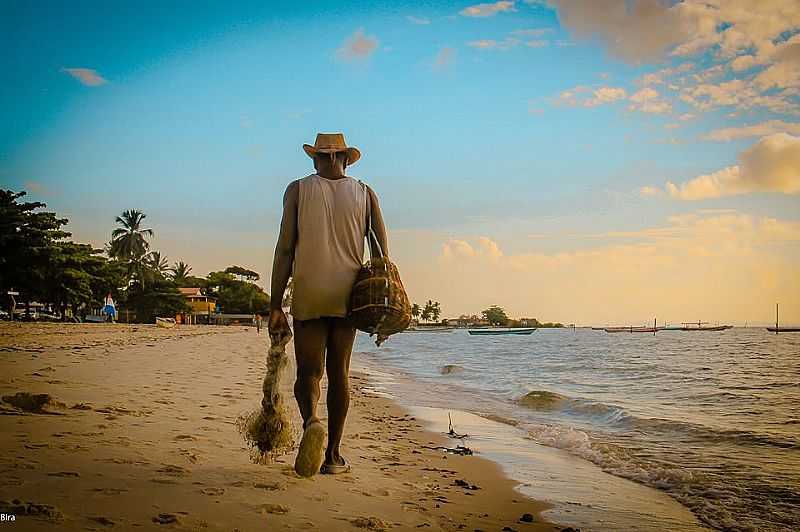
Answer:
[467,327,537,336]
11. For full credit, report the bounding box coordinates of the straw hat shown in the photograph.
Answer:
[303,133,361,166]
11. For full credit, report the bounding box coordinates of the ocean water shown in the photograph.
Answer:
[353,328,800,532]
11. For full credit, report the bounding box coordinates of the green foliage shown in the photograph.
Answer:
[125,277,189,323]
[0,190,70,304]
[170,261,192,283]
[109,209,153,283]
[207,269,270,314]
[145,251,170,277]
[224,265,260,282]
[411,303,421,319]
[482,305,509,326]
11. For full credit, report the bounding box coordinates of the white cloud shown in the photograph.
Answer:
[665,133,800,200]
[430,213,800,323]
[62,68,107,86]
[545,1,800,116]
[628,87,672,114]
[433,47,456,70]
[702,120,800,142]
[336,29,379,61]
[510,28,553,37]
[460,1,516,17]
[639,185,663,196]
[556,85,627,107]
[406,15,430,25]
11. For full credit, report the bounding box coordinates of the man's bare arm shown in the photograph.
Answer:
[366,185,389,258]
[270,181,299,311]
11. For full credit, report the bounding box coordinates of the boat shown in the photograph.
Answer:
[402,326,453,333]
[467,327,537,336]
[677,321,732,331]
[767,303,800,333]
[156,317,176,329]
[604,326,663,333]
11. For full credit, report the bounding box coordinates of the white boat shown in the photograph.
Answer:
[156,317,176,329]
[402,326,453,333]
[467,327,537,336]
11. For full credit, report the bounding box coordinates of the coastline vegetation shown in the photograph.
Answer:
[0,189,270,322]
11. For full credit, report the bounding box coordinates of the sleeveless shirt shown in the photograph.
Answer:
[290,173,368,321]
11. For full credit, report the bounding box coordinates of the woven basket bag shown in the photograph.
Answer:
[348,183,411,345]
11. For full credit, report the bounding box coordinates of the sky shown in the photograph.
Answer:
[1,0,799,325]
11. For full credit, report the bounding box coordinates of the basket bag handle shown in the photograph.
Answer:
[360,181,385,261]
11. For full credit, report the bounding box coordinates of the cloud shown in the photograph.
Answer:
[433,47,456,70]
[556,85,627,107]
[545,0,688,64]
[544,1,800,116]
[628,87,672,114]
[406,15,430,25]
[336,29,379,61]
[510,28,553,37]
[702,120,800,142]
[23,181,48,195]
[664,134,800,200]
[639,185,662,196]
[429,212,800,323]
[460,1,516,17]
[62,68,107,86]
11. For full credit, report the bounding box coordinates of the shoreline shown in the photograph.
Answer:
[0,323,556,531]
[353,345,709,532]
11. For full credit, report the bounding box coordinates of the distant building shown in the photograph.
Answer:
[178,288,217,324]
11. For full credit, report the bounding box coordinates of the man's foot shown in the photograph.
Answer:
[320,456,351,475]
[294,419,325,477]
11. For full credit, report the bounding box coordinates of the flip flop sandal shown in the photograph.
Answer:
[320,458,351,475]
[294,420,325,477]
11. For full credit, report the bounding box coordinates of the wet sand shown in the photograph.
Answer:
[0,323,554,531]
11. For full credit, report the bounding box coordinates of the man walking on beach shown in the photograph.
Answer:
[268,133,389,477]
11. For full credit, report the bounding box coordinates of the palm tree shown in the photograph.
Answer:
[411,303,421,321]
[431,301,441,323]
[170,261,192,283]
[145,251,170,278]
[109,210,153,284]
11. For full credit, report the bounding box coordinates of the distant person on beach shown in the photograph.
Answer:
[102,293,116,323]
[268,133,388,477]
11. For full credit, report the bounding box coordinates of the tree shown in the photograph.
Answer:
[0,190,70,313]
[145,251,170,278]
[411,303,421,320]
[482,305,509,326]
[125,277,189,323]
[431,301,441,322]
[170,261,192,283]
[224,265,260,283]
[207,269,270,314]
[109,209,153,283]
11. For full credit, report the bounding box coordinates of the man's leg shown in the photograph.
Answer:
[293,318,329,427]
[324,318,356,467]
[292,318,329,476]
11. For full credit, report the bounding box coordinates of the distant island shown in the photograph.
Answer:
[411,303,563,328]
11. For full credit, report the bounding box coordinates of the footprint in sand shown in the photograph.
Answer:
[259,503,290,515]
[152,513,180,524]
[156,464,189,476]
[47,471,80,478]
[88,516,115,526]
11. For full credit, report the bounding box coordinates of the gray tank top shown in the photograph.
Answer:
[290,174,368,321]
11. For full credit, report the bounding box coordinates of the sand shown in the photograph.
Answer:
[0,323,555,531]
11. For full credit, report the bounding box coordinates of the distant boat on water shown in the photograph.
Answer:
[402,326,453,333]
[677,321,732,332]
[468,327,537,336]
[767,303,800,333]
[604,326,662,333]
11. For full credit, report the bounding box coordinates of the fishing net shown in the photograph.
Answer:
[239,332,294,463]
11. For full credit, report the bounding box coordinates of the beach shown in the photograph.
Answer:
[0,323,553,531]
